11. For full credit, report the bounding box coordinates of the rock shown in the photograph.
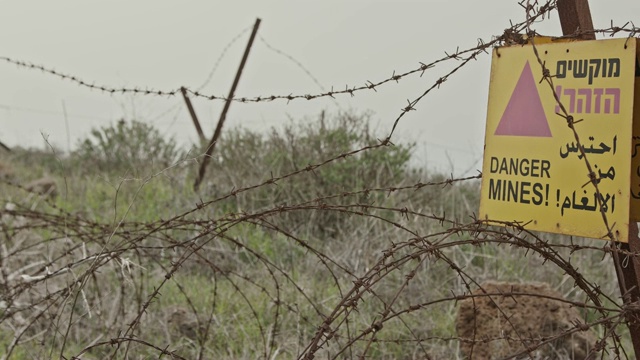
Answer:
[166,306,207,340]
[456,281,598,359]
[24,177,58,198]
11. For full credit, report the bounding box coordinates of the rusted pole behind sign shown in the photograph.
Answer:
[616,227,640,354]
[194,18,261,190]
[557,1,640,356]
[557,0,596,40]
[180,87,206,143]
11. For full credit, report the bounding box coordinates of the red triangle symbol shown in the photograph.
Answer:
[494,61,552,137]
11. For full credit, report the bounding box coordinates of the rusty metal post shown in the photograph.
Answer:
[616,227,640,354]
[180,87,206,143]
[557,0,595,40]
[194,18,261,190]
[557,0,640,356]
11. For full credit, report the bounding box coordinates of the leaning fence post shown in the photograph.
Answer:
[194,18,261,190]
[181,87,206,143]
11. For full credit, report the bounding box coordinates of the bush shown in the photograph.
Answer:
[72,119,182,176]
[6,147,63,176]
[205,111,415,238]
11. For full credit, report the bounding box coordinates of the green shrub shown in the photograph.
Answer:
[72,119,182,176]
[206,111,415,238]
[7,146,65,176]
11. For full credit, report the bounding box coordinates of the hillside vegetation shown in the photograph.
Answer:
[0,112,630,359]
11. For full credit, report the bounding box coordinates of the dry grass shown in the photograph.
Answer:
[0,113,633,360]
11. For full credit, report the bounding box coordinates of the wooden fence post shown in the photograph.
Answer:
[181,87,206,143]
[557,0,596,40]
[194,18,261,190]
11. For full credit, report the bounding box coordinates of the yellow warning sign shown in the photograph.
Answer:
[479,38,637,242]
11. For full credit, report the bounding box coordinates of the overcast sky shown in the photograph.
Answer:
[1,1,638,175]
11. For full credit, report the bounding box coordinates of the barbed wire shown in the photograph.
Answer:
[258,36,328,94]
[145,24,255,124]
[1,6,635,106]
[0,28,637,110]
[2,170,634,359]
[196,25,254,92]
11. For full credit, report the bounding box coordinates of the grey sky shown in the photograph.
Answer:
[1,1,637,175]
